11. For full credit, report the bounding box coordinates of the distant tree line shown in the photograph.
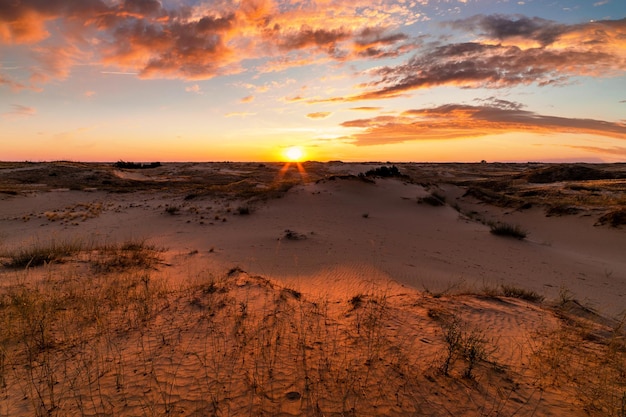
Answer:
[113,161,162,169]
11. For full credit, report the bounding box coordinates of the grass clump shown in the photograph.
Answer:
[489,222,528,239]
[1,239,85,268]
[90,239,163,272]
[501,284,545,303]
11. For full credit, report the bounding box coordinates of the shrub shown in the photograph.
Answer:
[364,165,401,178]
[595,208,626,228]
[237,206,251,215]
[164,206,180,215]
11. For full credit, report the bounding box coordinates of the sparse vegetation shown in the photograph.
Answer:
[596,208,626,228]
[2,161,626,416]
[0,245,624,415]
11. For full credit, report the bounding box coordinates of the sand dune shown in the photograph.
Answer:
[0,161,624,416]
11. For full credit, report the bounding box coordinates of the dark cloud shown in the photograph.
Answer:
[341,104,626,145]
[352,28,414,59]
[276,27,351,51]
[448,14,568,46]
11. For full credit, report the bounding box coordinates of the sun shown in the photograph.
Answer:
[284,146,305,162]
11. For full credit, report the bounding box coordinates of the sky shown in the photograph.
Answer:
[1,0,625,163]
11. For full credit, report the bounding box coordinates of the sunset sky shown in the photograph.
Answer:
[1,0,625,162]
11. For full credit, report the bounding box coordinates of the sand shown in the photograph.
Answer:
[0,161,624,416]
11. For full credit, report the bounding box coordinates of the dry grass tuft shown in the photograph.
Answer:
[489,222,528,239]
[0,239,85,268]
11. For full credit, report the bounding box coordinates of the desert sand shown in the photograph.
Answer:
[0,161,624,416]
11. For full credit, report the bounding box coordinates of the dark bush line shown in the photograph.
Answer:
[113,161,162,169]
[364,165,401,178]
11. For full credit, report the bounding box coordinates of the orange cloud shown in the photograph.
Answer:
[0,74,27,91]
[341,102,626,145]
[568,145,626,157]
[306,112,331,119]
[350,106,383,111]
[0,0,418,86]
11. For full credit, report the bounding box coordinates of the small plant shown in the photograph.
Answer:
[283,229,307,240]
[489,222,527,239]
[440,317,462,376]
[439,316,491,379]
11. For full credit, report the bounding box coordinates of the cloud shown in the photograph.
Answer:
[0,0,418,86]
[84,90,96,97]
[306,112,331,119]
[185,84,202,94]
[3,1,621,94]
[326,16,626,101]
[350,106,383,111]
[341,103,626,145]
[568,145,626,156]
[2,104,37,119]
[240,95,254,103]
[0,74,27,91]
[447,14,568,46]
